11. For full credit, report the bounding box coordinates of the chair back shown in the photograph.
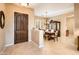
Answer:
[55,30,58,36]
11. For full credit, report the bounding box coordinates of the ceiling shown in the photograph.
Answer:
[16,3,74,17]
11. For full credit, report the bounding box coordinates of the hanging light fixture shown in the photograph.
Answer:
[27,3,29,6]
[44,9,49,29]
[20,3,32,8]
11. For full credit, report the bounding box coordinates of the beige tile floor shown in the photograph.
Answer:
[1,38,79,55]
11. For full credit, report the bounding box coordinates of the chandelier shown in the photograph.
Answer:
[44,9,49,29]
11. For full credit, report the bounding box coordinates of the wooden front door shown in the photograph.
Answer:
[14,12,28,44]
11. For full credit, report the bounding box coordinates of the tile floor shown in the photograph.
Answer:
[1,38,79,55]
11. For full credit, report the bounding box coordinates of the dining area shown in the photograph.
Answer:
[44,20,61,42]
[44,29,59,41]
[32,19,61,48]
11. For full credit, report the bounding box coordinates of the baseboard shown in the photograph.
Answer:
[5,43,14,47]
[39,44,44,48]
[28,39,32,42]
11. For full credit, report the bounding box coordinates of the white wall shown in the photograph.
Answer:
[5,4,34,46]
[0,4,5,51]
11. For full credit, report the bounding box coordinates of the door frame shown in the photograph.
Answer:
[14,12,28,44]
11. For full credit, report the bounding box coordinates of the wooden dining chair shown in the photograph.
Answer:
[50,30,59,42]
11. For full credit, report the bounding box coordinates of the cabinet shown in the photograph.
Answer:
[48,20,61,37]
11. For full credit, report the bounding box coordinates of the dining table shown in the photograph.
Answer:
[45,30,55,40]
